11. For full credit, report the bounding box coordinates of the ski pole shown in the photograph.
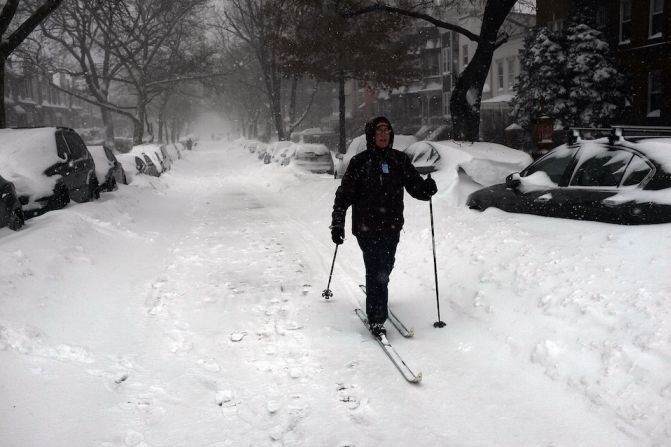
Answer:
[428,173,446,328]
[322,244,339,299]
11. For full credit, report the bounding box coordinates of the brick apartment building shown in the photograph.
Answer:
[537,0,671,126]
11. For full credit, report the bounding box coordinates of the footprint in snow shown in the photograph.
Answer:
[230,331,247,342]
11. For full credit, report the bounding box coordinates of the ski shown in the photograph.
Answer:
[355,308,422,384]
[358,284,414,338]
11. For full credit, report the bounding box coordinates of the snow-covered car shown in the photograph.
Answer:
[265,141,294,164]
[129,144,165,176]
[0,174,24,230]
[244,140,263,154]
[290,143,334,174]
[158,144,173,171]
[335,134,417,178]
[467,127,671,224]
[88,145,128,192]
[164,142,183,161]
[402,141,442,174]
[0,127,98,218]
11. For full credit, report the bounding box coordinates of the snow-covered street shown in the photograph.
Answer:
[1,139,669,446]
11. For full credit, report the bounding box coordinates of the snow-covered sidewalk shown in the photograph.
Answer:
[1,140,668,446]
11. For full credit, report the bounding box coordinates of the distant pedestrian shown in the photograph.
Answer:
[330,116,437,337]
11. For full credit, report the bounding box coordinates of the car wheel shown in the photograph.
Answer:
[107,176,117,192]
[8,207,24,231]
[53,185,70,210]
[89,178,100,200]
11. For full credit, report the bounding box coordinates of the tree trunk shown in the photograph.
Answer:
[100,107,115,147]
[338,75,346,154]
[450,0,518,141]
[133,99,146,145]
[271,74,285,140]
[170,119,177,143]
[288,76,298,126]
[0,60,6,129]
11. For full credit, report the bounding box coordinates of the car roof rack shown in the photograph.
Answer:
[567,127,611,144]
[609,125,671,141]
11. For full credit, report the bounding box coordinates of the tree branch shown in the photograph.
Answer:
[338,2,482,43]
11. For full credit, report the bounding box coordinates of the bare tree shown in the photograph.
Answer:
[216,0,307,141]
[338,0,532,141]
[94,0,211,143]
[36,0,130,144]
[0,0,64,128]
[278,0,423,153]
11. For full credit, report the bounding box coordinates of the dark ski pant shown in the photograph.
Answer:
[357,233,400,325]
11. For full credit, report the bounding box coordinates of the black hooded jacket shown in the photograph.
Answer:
[331,117,434,238]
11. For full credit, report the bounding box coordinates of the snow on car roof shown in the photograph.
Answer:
[429,140,533,187]
[295,143,329,154]
[0,127,64,207]
[630,138,671,173]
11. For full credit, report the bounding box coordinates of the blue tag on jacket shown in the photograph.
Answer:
[381,163,389,174]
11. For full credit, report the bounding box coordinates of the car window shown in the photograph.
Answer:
[523,146,578,184]
[103,146,115,162]
[63,132,88,159]
[621,154,653,187]
[55,132,69,159]
[570,148,633,187]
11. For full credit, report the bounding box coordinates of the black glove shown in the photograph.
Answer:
[425,177,437,196]
[331,226,345,245]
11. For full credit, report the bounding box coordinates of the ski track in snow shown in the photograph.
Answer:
[92,150,373,446]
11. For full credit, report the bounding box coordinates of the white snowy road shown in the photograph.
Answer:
[1,140,666,446]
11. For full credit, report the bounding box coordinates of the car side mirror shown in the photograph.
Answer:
[506,173,521,189]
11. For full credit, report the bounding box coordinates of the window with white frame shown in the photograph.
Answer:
[496,60,504,91]
[648,69,662,117]
[507,58,516,89]
[443,92,451,116]
[650,0,664,38]
[462,45,469,69]
[620,0,632,43]
[441,47,452,74]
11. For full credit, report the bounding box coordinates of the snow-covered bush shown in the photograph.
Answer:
[511,18,629,130]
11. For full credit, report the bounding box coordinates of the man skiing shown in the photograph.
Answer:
[330,116,437,337]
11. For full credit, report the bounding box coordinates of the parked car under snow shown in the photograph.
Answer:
[290,143,334,174]
[0,174,24,230]
[88,145,128,192]
[467,127,671,225]
[0,127,98,218]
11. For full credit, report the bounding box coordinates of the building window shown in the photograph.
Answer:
[650,0,664,38]
[496,60,504,91]
[596,6,607,29]
[648,70,662,117]
[620,0,632,43]
[441,47,452,74]
[507,58,516,89]
[462,45,469,69]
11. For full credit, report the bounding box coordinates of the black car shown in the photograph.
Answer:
[467,127,671,225]
[0,174,24,230]
[0,127,98,218]
[88,145,128,192]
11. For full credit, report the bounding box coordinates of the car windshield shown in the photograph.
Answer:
[522,145,578,184]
